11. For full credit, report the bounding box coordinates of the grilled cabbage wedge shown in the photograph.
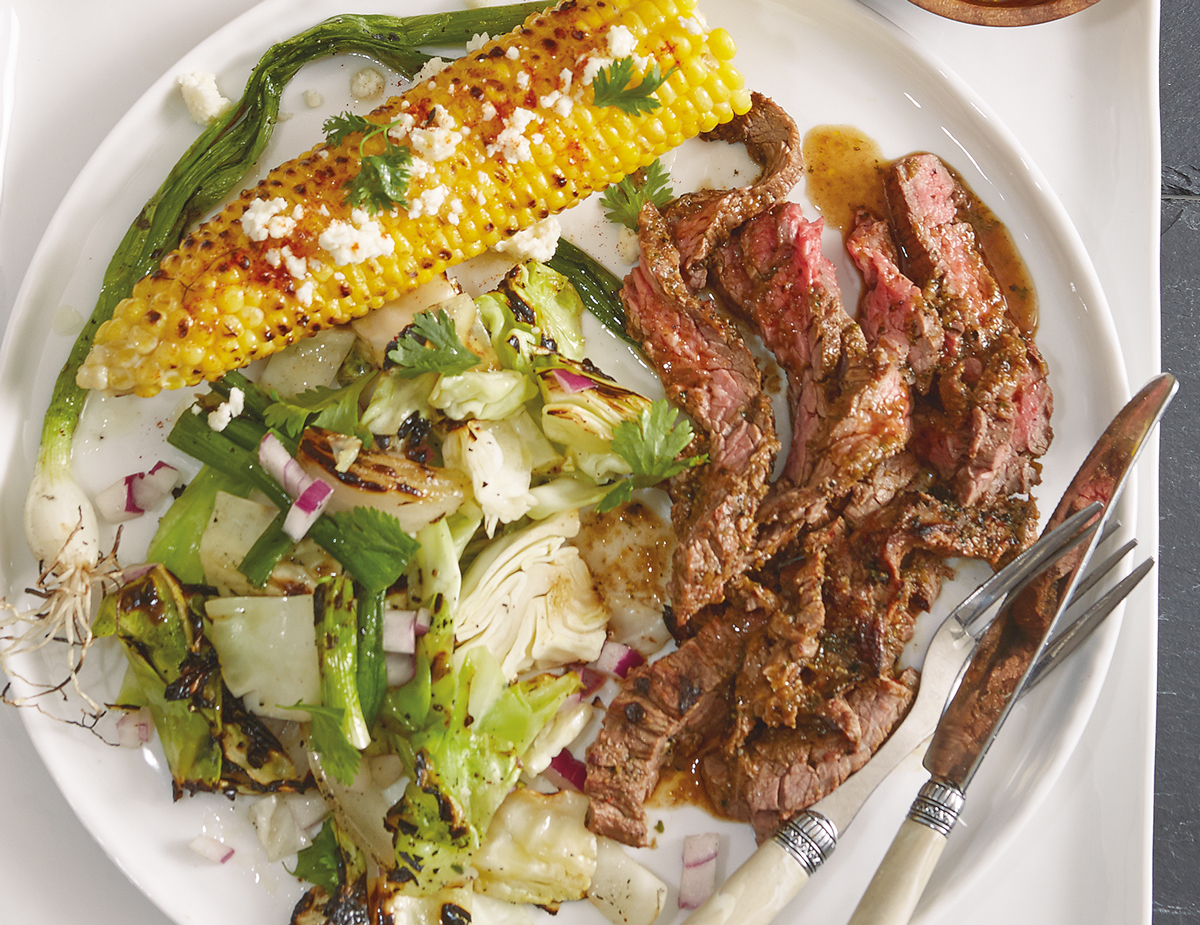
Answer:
[78,0,750,397]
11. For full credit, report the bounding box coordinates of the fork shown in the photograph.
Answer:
[680,502,1149,925]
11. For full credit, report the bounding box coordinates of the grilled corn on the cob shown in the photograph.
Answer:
[77,0,750,397]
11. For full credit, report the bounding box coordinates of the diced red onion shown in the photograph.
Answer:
[94,473,144,522]
[414,608,431,636]
[282,478,333,541]
[115,707,153,748]
[544,748,588,792]
[382,609,419,654]
[678,833,720,909]
[578,666,606,696]
[189,834,234,864]
[258,432,313,499]
[591,640,645,679]
[132,461,181,510]
[552,368,597,393]
[386,652,416,688]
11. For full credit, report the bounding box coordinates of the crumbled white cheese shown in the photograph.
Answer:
[486,107,541,164]
[386,112,417,143]
[408,156,433,180]
[481,101,498,121]
[241,197,295,242]
[178,72,232,125]
[447,198,465,225]
[558,68,574,94]
[411,57,449,85]
[295,280,315,308]
[407,106,464,163]
[465,32,491,53]
[408,184,450,219]
[318,210,396,265]
[539,88,575,118]
[264,249,282,268]
[494,216,561,262]
[516,71,530,90]
[581,56,612,86]
[303,89,324,108]
[678,14,704,34]
[207,387,245,432]
[280,246,307,281]
[350,67,386,99]
[606,25,638,58]
[505,46,520,60]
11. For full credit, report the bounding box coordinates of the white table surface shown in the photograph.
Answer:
[0,0,1160,923]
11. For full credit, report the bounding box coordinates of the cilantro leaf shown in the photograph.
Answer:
[322,507,420,593]
[592,57,674,115]
[322,111,375,146]
[388,308,481,378]
[600,158,674,230]
[600,399,705,509]
[296,702,361,785]
[263,374,376,441]
[323,110,413,213]
[290,822,341,892]
[347,146,412,213]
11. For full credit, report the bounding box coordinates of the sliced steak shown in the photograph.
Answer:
[885,153,1053,504]
[845,208,944,392]
[622,205,780,628]
[664,93,804,289]
[584,587,771,846]
[704,671,918,839]
[710,203,912,558]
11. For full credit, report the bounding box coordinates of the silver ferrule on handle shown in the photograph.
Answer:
[774,811,839,875]
[906,780,965,838]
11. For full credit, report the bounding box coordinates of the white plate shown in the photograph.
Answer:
[0,0,1132,924]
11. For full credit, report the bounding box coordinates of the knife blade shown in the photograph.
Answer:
[845,372,1176,925]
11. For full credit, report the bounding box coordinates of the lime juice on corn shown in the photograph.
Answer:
[76,0,750,397]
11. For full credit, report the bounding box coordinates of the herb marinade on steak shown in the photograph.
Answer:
[584,99,1052,845]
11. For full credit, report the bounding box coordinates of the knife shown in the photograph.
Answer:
[845,372,1176,925]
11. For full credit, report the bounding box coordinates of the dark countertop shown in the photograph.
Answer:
[1155,3,1199,921]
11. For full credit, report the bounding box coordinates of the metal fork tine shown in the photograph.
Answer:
[954,502,1103,634]
[1069,538,1137,601]
[1022,556,1154,691]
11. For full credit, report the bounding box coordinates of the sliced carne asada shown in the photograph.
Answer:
[703,671,919,839]
[884,153,1053,504]
[663,92,805,289]
[589,138,1051,855]
[583,584,772,846]
[845,208,944,392]
[709,203,912,558]
[622,204,780,629]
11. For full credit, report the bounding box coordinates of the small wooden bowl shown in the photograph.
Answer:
[905,0,1102,26]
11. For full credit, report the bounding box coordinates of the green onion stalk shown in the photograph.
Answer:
[8,3,547,708]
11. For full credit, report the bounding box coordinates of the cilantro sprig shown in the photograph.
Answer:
[600,158,674,230]
[599,399,706,511]
[323,111,413,213]
[263,373,376,443]
[388,308,481,377]
[592,57,675,116]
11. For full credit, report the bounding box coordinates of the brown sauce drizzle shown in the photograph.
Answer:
[802,124,1038,334]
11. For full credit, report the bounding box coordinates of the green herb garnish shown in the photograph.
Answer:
[600,157,674,229]
[262,373,375,442]
[592,57,674,115]
[323,111,414,212]
[387,308,481,377]
[599,398,705,511]
[291,823,341,894]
